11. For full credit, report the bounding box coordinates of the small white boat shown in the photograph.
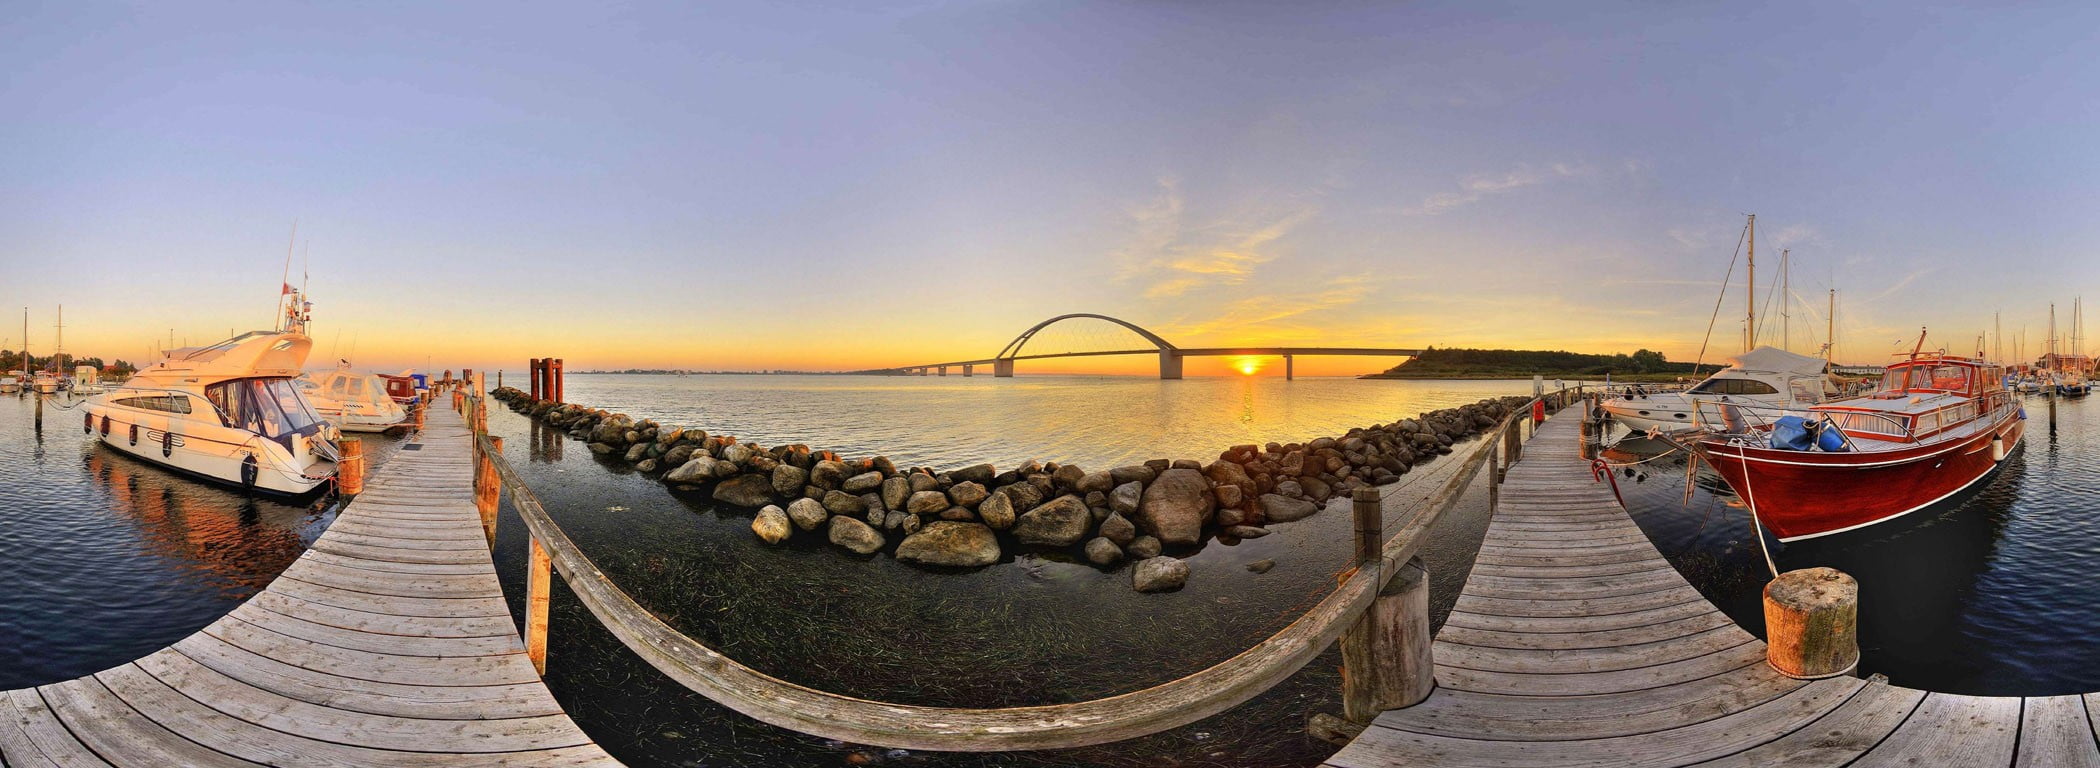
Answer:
[70,364,104,395]
[0,375,17,394]
[300,368,409,432]
[1602,346,1834,433]
[31,372,60,394]
[82,294,339,497]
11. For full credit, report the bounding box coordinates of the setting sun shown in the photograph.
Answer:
[1233,357,1263,376]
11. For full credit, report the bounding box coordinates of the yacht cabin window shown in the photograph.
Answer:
[1690,378,1780,396]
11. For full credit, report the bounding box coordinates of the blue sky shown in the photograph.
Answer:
[4,2,2097,373]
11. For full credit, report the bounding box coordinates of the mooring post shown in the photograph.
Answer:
[1487,441,1500,512]
[1764,567,1860,679]
[529,358,541,400]
[552,358,564,404]
[339,438,364,495]
[1340,488,1434,723]
[2048,389,2057,434]
[477,436,502,544]
[34,393,43,432]
[525,536,552,675]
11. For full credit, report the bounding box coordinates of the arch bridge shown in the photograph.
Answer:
[874,312,1421,380]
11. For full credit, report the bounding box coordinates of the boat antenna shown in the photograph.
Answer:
[276,221,298,331]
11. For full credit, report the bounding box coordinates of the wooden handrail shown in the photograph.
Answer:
[461,387,1566,751]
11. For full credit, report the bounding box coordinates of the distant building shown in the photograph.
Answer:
[1830,364,1886,376]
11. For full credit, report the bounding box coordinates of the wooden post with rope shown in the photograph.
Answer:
[339,438,364,495]
[1339,487,1433,723]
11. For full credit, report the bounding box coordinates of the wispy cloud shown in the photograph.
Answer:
[1116,176,1317,298]
[1163,274,1381,339]
[1866,266,1937,303]
[1405,162,1590,216]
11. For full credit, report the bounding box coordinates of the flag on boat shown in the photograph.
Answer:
[281,282,295,295]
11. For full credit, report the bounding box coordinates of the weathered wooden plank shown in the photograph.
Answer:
[1376,670,1810,741]
[230,603,519,658]
[124,655,591,754]
[171,638,561,721]
[0,688,74,768]
[1475,548,1671,568]
[202,616,540,687]
[315,529,487,553]
[278,558,503,600]
[294,548,492,577]
[1435,639,1766,696]
[1466,557,1676,579]
[1846,693,2020,768]
[1,690,108,767]
[1329,671,1859,768]
[307,538,490,566]
[1437,611,1742,651]
[1462,569,1689,601]
[268,574,511,618]
[1442,593,1718,634]
[240,590,516,638]
[93,663,616,767]
[2020,695,2100,768]
[1436,625,1752,674]
[1453,585,1708,618]
[39,676,262,767]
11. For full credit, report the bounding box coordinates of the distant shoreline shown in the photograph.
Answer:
[1359,371,1689,382]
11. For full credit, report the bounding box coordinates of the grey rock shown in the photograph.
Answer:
[947,481,989,509]
[827,516,885,555]
[787,498,828,531]
[1246,558,1276,574]
[663,456,717,484]
[1127,535,1162,559]
[1084,537,1123,566]
[1136,468,1215,546]
[1261,493,1321,523]
[1132,557,1189,592]
[811,460,849,489]
[881,476,911,512]
[711,474,775,507]
[1110,465,1156,486]
[842,471,885,494]
[1224,525,1270,539]
[938,506,977,522]
[1011,494,1092,547]
[908,472,941,494]
[1098,512,1137,546]
[979,491,1016,530]
[1076,471,1115,494]
[906,490,949,516]
[894,521,1001,567]
[771,464,809,497]
[752,506,791,544]
[1110,481,1143,515]
[623,443,650,462]
[822,489,866,515]
[952,463,997,485]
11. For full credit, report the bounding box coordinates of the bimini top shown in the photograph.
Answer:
[132,331,313,384]
[1724,346,1830,378]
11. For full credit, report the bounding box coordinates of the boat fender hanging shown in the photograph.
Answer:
[1992,435,2007,462]
[99,415,110,437]
[83,412,92,434]
[241,455,258,489]
[162,430,173,458]
[128,424,138,446]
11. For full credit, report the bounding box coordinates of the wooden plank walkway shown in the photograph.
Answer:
[0,405,619,766]
[1327,413,2100,768]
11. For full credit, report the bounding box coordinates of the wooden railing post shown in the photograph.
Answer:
[1487,441,1500,512]
[1340,488,1434,723]
[525,536,552,675]
[479,436,502,546]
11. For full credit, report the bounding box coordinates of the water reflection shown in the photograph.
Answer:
[84,451,313,598]
[1613,398,2100,696]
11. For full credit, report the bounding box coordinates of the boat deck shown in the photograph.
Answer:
[0,405,618,766]
[1324,413,2100,768]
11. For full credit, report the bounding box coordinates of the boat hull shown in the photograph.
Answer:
[81,404,333,498]
[1702,415,2024,541]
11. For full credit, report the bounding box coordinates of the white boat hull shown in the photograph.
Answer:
[82,404,333,497]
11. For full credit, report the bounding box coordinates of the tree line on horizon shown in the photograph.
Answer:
[0,350,137,377]
[1378,347,1698,377]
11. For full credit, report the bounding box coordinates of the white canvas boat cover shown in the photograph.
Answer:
[1725,345,1828,377]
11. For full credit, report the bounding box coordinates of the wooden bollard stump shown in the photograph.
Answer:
[339,438,364,495]
[1764,567,1859,679]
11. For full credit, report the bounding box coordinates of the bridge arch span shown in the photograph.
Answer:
[995,313,1179,360]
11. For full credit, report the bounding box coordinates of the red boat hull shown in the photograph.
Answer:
[1701,413,2024,541]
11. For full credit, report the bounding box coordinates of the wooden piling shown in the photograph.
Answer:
[1763,567,1859,679]
[34,392,42,432]
[1340,488,1434,722]
[552,358,564,404]
[339,438,364,495]
[525,537,552,675]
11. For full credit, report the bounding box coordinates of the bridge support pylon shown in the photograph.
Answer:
[963,364,973,377]
[994,358,1015,377]
[938,366,947,377]
[1286,354,1294,381]
[1159,350,1184,380]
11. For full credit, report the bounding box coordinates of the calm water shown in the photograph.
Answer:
[0,391,403,688]
[1608,393,2100,695]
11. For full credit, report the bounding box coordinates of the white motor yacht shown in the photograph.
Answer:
[1602,346,1834,433]
[300,367,409,432]
[83,328,339,497]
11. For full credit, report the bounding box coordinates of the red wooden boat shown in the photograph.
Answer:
[1693,340,2024,542]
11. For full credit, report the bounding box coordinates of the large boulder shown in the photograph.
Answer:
[751,506,791,544]
[770,464,809,497]
[1076,471,1115,494]
[663,456,715,483]
[1110,465,1156,486]
[1261,493,1321,523]
[822,489,866,515]
[881,476,911,511]
[842,471,885,494]
[894,522,1001,568]
[1011,494,1092,547]
[947,481,989,509]
[827,516,885,554]
[787,498,829,531]
[1133,557,1189,592]
[979,491,1016,530]
[811,460,849,489]
[906,490,950,516]
[711,474,776,508]
[1136,468,1214,546]
[952,463,997,485]
[1109,481,1143,515]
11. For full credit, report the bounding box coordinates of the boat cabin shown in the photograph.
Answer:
[1813,355,2008,445]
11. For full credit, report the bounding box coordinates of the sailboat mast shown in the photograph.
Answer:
[1781,249,1790,352]
[1996,312,2003,363]
[1827,289,1836,364]
[1746,214,1756,353]
[53,305,61,372]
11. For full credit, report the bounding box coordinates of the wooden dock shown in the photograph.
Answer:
[0,404,617,766]
[1325,413,2098,768]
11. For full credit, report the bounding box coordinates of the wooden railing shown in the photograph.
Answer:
[442,372,1573,751]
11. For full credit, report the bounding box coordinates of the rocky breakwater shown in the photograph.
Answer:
[492,387,1542,593]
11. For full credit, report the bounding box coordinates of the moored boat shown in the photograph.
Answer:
[300,367,410,432]
[1602,346,1834,433]
[81,290,338,497]
[1688,336,2023,542]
